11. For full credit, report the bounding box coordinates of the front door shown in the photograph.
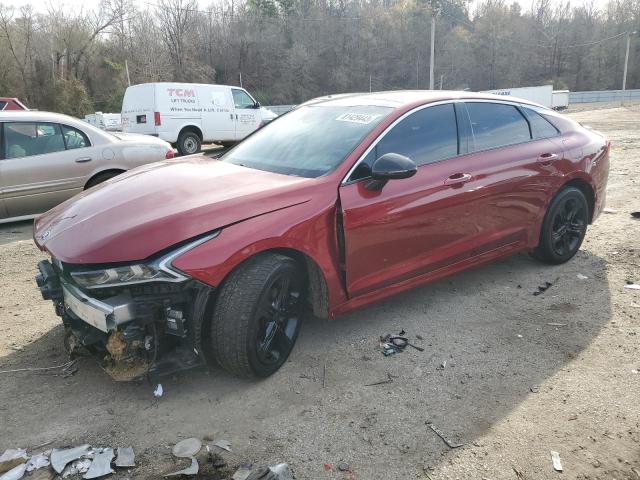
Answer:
[0,121,96,217]
[231,88,260,140]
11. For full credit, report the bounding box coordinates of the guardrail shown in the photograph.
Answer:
[569,89,640,103]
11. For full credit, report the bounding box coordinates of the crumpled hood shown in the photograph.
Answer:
[34,157,312,264]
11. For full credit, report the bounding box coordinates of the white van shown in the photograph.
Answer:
[121,83,269,155]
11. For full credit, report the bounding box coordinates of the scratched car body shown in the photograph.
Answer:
[33,91,610,380]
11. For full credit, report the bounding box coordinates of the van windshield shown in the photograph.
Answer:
[222,105,393,178]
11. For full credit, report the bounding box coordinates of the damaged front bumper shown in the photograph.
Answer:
[35,259,214,381]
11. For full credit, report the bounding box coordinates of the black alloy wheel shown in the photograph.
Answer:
[533,186,589,264]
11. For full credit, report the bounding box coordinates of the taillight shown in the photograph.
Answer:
[154,112,161,126]
[165,150,175,159]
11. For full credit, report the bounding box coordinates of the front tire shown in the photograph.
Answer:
[533,187,589,264]
[177,131,201,156]
[210,254,305,378]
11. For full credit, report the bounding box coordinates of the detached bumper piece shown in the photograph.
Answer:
[36,260,213,381]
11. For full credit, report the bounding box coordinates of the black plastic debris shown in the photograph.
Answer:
[533,281,553,296]
[379,332,424,356]
[631,211,640,219]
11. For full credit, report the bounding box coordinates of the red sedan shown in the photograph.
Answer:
[33,91,610,380]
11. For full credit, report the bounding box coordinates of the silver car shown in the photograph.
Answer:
[0,111,175,223]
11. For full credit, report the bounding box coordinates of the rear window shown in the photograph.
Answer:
[466,102,531,152]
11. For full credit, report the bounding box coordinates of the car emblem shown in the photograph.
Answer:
[39,229,52,241]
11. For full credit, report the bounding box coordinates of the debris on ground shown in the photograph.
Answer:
[242,463,294,480]
[114,447,135,468]
[153,384,164,397]
[213,440,232,452]
[0,463,26,480]
[547,322,567,327]
[0,360,76,376]
[84,449,114,479]
[426,423,464,449]
[379,331,424,356]
[602,207,618,214]
[337,462,350,472]
[624,284,640,290]
[164,457,198,477]
[232,466,253,480]
[550,451,563,472]
[436,361,447,370]
[172,439,201,458]
[51,445,91,474]
[0,449,27,473]
[25,454,49,472]
[631,211,640,219]
[576,273,589,280]
[533,280,556,296]
[61,459,91,478]
[364,372,394,386]
[530,386,539,393]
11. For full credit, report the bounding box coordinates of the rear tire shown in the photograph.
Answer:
[210,253,305,378]
[533,187,589,264]
[177,131,201,156]
[85,171,122,189]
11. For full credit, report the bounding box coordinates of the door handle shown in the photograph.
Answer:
[444,173,472,186]
[537,153,559,163]
[75,157,92,163]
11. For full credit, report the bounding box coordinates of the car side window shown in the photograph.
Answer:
[61,125,90,149]
[520,107,559,139]
[466,102,531,152]
[3,122,66,159]
[0,101,7,110]
[232,89,255,109]
[349,104,458,181]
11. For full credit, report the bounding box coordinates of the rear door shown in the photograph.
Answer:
[231,88,261,140]
[1,121,98,217]
[121,85,156,134]
[198,86,236,142]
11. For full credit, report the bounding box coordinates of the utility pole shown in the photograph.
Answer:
[429,14,435,90]
[369,74,372,93]
[622,31,636,91]
[125,59,131,86]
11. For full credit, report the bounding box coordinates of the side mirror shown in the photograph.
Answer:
[365,153,417,190]
[253,101,261,109]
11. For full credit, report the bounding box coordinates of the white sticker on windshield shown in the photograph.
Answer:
[336,112,382,124]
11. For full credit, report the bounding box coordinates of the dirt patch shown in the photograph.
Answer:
[1,106,639,479]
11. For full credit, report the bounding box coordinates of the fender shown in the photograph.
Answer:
[172,199,349,318]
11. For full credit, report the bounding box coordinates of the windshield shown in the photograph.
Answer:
[222,105,393,178]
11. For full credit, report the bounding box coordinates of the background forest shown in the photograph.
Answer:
[0,0,638,116]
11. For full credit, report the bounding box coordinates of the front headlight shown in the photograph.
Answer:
[69,230,221,289]
[70,264,180,288]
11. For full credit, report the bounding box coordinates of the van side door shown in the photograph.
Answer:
[198,86,236,143]
[231,88,261,141]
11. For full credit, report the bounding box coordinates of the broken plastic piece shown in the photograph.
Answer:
[624,284,640,290]
[84,448,114,479]
[232,467,253,480]
[114,447,135,467]
[0,450,27,475]
[576,274,588,280]
[51,445,91,474]
[602,207,617,214]
[164,457,198,477]
[172,438,201,458]
[0,463,26,480]
[550,451,563,472]
[270,463,294,480]
[213,440,232,452]
[62,459,92,478]
[25,454,50,472]
[154,384,164,397]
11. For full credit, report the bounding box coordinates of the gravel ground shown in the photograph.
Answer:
[1,106,639,480]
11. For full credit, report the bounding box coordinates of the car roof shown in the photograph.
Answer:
[0,110,85,123]
[302,90,544,109]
